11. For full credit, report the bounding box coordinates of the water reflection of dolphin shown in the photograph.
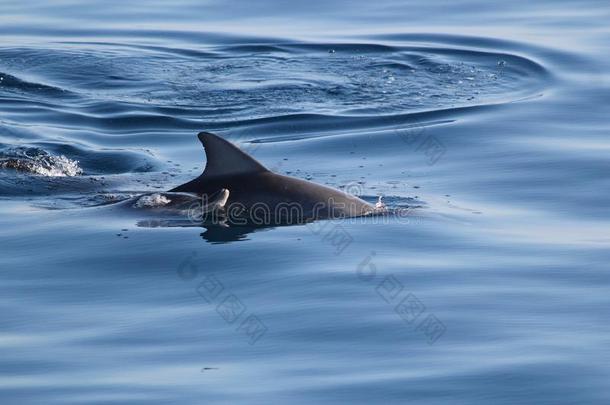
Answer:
[170,132,376,225]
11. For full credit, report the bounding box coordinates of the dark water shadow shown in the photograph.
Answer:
[200,224,273,243]
[135,217,275,244]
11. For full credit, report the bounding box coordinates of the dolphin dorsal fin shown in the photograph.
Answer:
[198,132,268,177]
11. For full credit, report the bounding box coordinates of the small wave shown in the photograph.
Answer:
[0,146,82,177]
[0,37,550,127]
[0,71,71,98]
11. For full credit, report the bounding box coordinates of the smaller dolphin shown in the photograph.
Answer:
[170,132,376,225]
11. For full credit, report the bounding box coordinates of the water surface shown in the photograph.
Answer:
[1,1,610,403]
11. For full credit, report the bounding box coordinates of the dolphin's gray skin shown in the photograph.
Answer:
[170,132,376,224]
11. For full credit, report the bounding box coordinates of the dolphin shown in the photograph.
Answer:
[170,132,376,225]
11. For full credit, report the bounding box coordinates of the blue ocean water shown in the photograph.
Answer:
[1,1,610,403]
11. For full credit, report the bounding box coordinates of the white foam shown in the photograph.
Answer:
[134,193,172,208]
[375,195,387,211]
[0,148,83,177]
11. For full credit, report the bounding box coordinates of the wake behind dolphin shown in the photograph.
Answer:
[170,132,377,225]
